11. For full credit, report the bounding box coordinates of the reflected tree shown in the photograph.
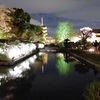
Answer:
[74,63,90,74]
[55,53,74,76]
[30,53,48,72]
[0,67,36,100]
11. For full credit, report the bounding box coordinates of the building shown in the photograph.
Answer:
[40,17,48,36]
[92,29,100,42]
[93,29,100,37]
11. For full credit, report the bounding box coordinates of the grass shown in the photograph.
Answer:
[83,80,100,100]
[69,49,100,64]
[0,54,10,61]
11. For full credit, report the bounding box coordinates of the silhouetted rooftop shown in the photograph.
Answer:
[93,29,100,33]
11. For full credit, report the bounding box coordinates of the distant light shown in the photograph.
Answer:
[38,43,44,48]
[72,37,81,43]
[87,32,97,42]
[88,48,94,52]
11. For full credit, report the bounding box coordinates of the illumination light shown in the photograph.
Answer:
[88,48,95,52]
[0,42,37,60]
[71,37,81,43]
[87,32,97,42]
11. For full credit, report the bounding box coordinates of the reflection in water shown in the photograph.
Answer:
[41,53,48,64]
[74,63,100,76]
[41,53,48,73]
[0,52,47,99]
[63,52,70,63]
[74,63,90,74]
[0,55,37,81]
[30,52,48,73]
[0,52,100,99]
[55,53,75,76]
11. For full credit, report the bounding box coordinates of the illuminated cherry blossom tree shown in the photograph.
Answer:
[80,27,92,49]
[80,27,92,39]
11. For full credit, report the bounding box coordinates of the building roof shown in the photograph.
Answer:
[92,29,100,33]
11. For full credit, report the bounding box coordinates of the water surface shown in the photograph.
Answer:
[0,52,100,100]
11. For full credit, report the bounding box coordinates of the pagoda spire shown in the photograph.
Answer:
[41,17,43,26]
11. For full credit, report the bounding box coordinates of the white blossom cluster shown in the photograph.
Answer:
[80,27,93,38]
[80,27,92,35]
[0,42,37,60]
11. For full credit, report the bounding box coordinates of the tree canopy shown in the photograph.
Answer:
[55,21,74,44]
[12,8,31,33]
[0,8,44,42]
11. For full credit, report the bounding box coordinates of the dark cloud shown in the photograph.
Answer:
[0,0,95,13]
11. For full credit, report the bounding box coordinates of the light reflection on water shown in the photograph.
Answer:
[0,52,100,100]
[55,53,75,76]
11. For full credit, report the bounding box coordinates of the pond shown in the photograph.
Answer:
[0,52,100,100]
